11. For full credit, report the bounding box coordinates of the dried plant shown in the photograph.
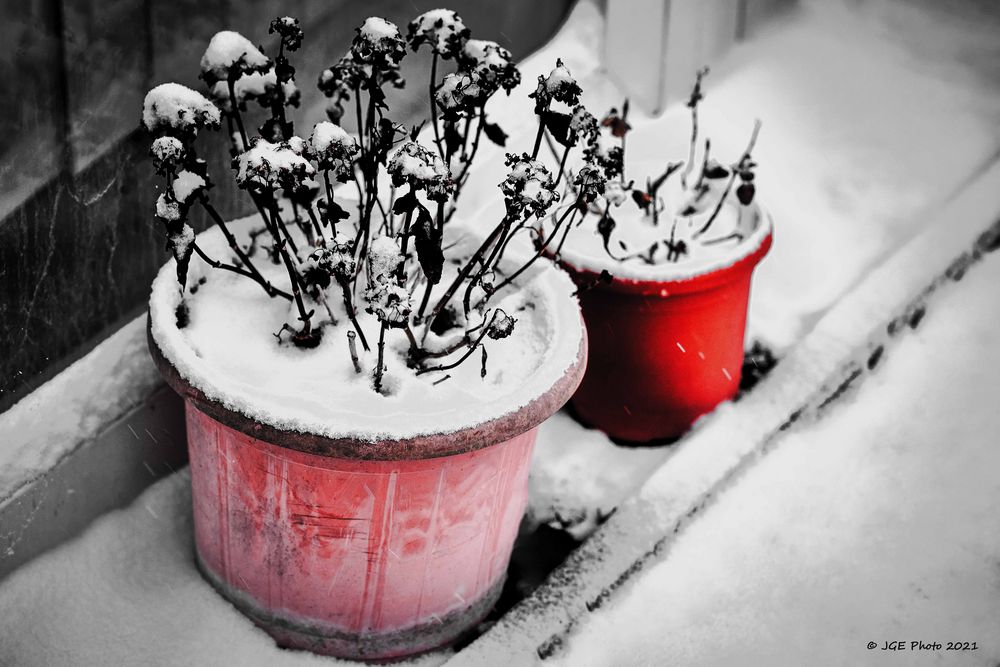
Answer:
[142,12,606,393]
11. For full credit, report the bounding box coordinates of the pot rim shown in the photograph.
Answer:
[561,226,772,297]
[148,319,587,461]
[558,208,774,296]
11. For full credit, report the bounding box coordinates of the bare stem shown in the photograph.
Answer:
[199,198,290,299]
[373,322,388,392]
[347,330,362,373]
[416,311,499,376]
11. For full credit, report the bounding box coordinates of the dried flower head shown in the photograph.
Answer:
[366,282,412,326]
[200,31,271,85]
[388,141,454,201]
[269,16,303,52]
[458,39,520,96]
[155,193,182,222]
[530,59,582,113]
[142,83,221,137]
[501,153,559,218]
[574,164,607,203]
[486,309,516,339]
[310,122,360,182]
[435,73,486,118]
[407,9,469,59]
[584,135,624,180]
[568,105,599,146]
[150,136,185,174]
[351,17,406,67]
[303,233,356,287]
[234,138,315,192]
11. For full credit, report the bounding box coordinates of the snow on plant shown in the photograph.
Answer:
[142,12,603,393]
[572,68,762,265]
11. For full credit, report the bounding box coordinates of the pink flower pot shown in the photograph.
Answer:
[560,229,772,443]
[148,325,585,660]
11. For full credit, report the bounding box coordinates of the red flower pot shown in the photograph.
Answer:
[147,322,585,660]
[560,224,772,443]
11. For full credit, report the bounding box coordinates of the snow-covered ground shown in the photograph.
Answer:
[549,233,1000,666]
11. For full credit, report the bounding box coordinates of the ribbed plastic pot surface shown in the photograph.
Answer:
[148,324,586,660]
[563,232,772,443]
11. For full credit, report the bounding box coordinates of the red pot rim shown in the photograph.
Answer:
[560,226,773,297]
[148,319,587,461]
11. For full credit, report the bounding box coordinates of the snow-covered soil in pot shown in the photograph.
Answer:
[149,216,583,442]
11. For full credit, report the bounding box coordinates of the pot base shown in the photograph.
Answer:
[197,554,503,660]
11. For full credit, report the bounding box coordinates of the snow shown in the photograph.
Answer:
[155,194,181,221]
[359,17,399,41]
[200,30,270,83]
[0,472,450,667]
[551,233,1000,667]
[309,121,353,154]
[461,40,509,70]
[147,217,584,442]
[171,170,205,204]
[366,235,404,281]
[528,413,669,539]
[0,317,159,506]
[141,83,220,134]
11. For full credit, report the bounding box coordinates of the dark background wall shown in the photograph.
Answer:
[0,0,573,413]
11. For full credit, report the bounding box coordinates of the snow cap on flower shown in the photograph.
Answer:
[351,17,406,67]
[531,59,582,112]
[150,136,185,173]
[388,141,453,201]
[458,39,520,95]
[155,194,181,222]
[501,153,559,218]
[200,31,271,85]
[574,164,606,203]
[234,138,315,192]
[310,122,359,182]
[407,9,469,58]
[367,235,404,283]
[435,73,484,118]
[172,170,207,204]
[142,83,221,136]
[269,16,303,51]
